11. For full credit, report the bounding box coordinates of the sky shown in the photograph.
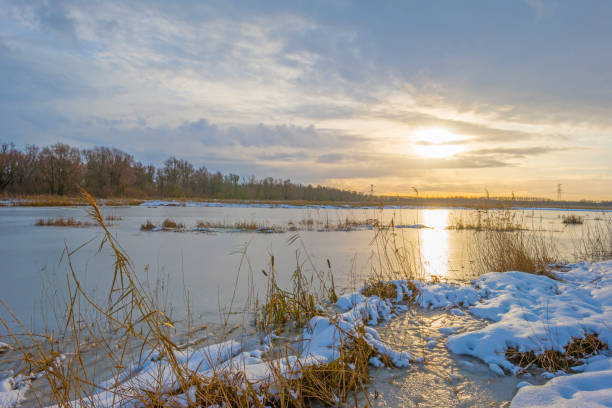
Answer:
[1,0,611,199]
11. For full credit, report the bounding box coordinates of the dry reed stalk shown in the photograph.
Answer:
[573,217,612,261]
[468,228,559,277]
[505,333,608,373]
[35,217,93,227]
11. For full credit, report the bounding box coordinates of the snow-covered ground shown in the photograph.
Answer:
[139,200,612,212]
[511,355,612,407]
[2,261,610,407]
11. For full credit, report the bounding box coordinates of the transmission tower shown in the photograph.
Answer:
[557,184,562,201]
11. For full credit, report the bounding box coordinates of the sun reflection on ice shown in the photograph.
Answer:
[419,209,450,279]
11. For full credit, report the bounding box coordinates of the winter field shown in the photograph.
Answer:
[1,198,611,407]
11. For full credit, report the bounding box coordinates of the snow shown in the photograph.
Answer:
[511,356,612,408]
[335,293,366,311]
[38,285,412,407]
[413,280,480,310]
[139,200,612,213]
[0,377,29,408]
[6,261,612,407]
[447,261,612,376]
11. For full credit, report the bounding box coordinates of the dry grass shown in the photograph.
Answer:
[369,219,426,282]
[574,218,612,261]
[1,195,144,207]
[506,333,608,373]
[468,228,558,277]
[361,280,399,301]
[3,192,388,407]
[562,214,583,225]
[255,255,319,331]
[35,217,93,227]
[161,218,185,230]
[2,190,190,407]
[140,220,157,231]
[448,209,524,231]
[195,220,286,233]
[298,216,381,232]
[282,330,383,405]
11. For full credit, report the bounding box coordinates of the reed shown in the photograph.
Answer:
[255,255,318,331]
[161,218,185,230]
[561,214,583,225]
[447,209,524,231]
[573,217,612,261]
[140,220,157,230]
[3,192,390,407]
[35,217,93,227]
[468,228,559,277]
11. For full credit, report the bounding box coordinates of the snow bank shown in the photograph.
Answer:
[140,200,402,210]
[0,376,29,408]
[447,261,612,375]
[511,356,612,408]
[413,280,480,309]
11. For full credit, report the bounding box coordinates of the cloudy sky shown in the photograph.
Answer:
[1,0,611,199]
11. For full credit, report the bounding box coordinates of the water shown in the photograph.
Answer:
[0,204,607,406]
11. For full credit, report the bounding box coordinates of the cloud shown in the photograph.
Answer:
[464,146,573,159]
[1,0,611,198]
[316,153,344,164]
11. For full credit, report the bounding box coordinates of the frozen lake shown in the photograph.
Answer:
[0,203,610,407]
[0,204,601,330]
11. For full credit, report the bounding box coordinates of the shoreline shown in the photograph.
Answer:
[2,196,612,211]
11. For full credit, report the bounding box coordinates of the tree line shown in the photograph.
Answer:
[0,142,368,201]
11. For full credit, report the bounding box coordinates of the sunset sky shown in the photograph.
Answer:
[1,1,611,199]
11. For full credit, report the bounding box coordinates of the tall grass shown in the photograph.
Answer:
[561,214,583,225]
[468,228,559,277]
[370,219,426,282]
[2,191,389,407]
[35,217,93,227]
[2,191,199,407]
[574,217,612,261]
[447,209,524,231]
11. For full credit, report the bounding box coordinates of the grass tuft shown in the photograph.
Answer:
[256,255,319,331]
[469,228,558,277]
[35,217,93,227]
[161,218,185,230]
[574,217,612,261]
[562,214,583,225]
[448,209,524,231]
[140,220,157,230]
[506,333,608,373]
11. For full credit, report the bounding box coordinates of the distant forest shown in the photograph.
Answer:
[0,142,368,201]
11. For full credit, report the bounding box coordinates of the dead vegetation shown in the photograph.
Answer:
[141,218,185,231]
[561,214,584,225]
[140,220,157,230]
[447,209,524,231]
[506,333,608,373]
[161,218,185,230]
[573,217,612,261]
[35,217,93,227]
[195,220,286,233]
[468,228,559,277]
[3,191,399,408]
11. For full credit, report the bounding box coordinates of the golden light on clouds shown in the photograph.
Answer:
[412,128,467,158]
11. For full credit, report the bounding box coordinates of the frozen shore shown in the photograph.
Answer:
[1,261,611,407]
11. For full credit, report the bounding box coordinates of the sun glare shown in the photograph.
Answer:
[412,128,466,158]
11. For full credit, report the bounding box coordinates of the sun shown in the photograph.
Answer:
[412,128,466,158]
